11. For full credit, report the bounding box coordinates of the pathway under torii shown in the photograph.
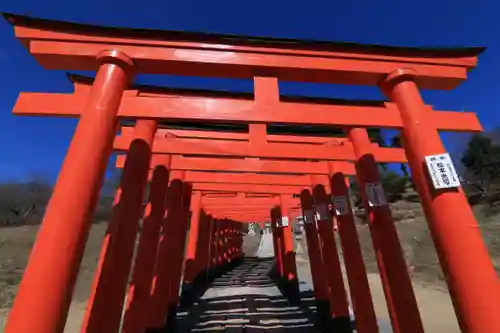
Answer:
[2,12,498,333]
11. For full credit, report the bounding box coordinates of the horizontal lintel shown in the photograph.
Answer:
[13,92,482,132]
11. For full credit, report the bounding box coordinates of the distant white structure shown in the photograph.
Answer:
[256,233,274,258]
[248,223,256,236]
[295,216,305,233]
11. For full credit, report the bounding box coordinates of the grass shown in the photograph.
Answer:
[0,202,498,310]
[356,202,500,289]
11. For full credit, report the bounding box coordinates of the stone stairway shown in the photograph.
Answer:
[242,234,262,257]
[173,257,319,332]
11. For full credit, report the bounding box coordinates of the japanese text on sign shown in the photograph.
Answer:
[315,204,329,221]
[365,182,387,207]
[332,196,349,216]
[303,209,315,224]
[281,216,289,227]
[425,153,461,189]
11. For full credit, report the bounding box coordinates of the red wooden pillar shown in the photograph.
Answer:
[229,221,235,262]
[122,164,170,333]
[311,177,352,332]
[224,221,231,262]
[167,178,192,310]
[205,216,216,276]
[147,170,187,330]
[236,223,243,258]
[216,220,225,268]
[329,170,379,333]
[299,189,332,327]
[4,51,134,333]
[226,221,233,264]
[215,219,223,270]
[224,220,231,264]
[227,220,234,263]
[382,69,500,333]
[211,219,220,271]
[236,222,242,259]
[270,207,284,278]
[229,221,237,261]
[279,195,299,296]
[218,220,226,266]
[183,190,203,286]
[276,219,286,275]
[195,212,211,277]
[82,119,157,333]
[348,127,424,333]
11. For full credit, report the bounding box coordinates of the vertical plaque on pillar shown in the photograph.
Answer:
[303,209,315,224]
[365,182,387,207]
[332,196,349,216]
[314,204,329,221]
[424,153,461,189]
[281,216,289,227]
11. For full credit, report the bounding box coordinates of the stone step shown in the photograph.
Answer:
[172,258,319,333]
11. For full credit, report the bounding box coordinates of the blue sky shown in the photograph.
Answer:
[0,0,499,182]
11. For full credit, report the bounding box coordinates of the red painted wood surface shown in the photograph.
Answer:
[114,135,407,162]
[8,14,479,88]
[14,92,482,132]
[116,155,356,175]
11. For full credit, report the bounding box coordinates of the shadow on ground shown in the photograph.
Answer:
[152,257,355,333]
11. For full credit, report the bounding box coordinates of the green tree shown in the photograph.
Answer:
[367,129,389,172]
[389,133,409,177]
[461,134,500,192]
[348,170,409,205]
[379,170,408,202]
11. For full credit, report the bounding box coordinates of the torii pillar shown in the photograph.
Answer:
[270,206,285,278]
[4,51,135,333]
[81,119,157,333]
[205,216,217,281]
[166,176,193,320]
[300,189,332,333]
[329,168,379,333]
[279,194,299,300]
[122,163,170,333]
[147,171,190,331]
[195,211,214,282]
[181,190,203,304]
[382,69,500,332]
[311,176,352,333]
[349,126,424,333]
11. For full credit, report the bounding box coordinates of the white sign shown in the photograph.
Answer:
[314,204,329,221]
[281,216,289,227]
[365,182,387,207]
[425,153,461,189]
[332,196,349,216]
[303,209,315,224]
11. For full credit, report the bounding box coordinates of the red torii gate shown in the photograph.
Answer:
[112,129,389,333]
[2,12,498,333]
[115,152,327,332]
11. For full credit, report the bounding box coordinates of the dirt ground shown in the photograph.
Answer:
[0,223,471,332]
[365,272,460,332]
[295,261,460,333]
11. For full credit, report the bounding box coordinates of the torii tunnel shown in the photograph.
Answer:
[2,12,499,333]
